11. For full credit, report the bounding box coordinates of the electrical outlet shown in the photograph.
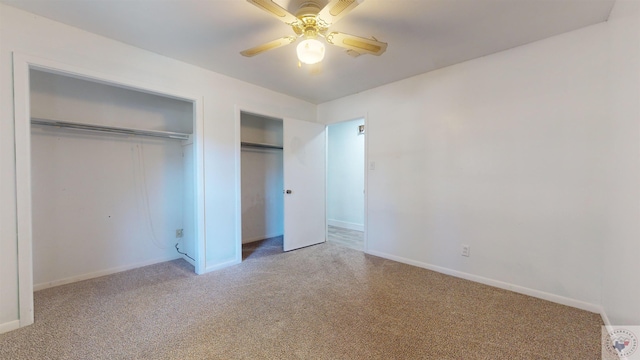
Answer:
[462,244,470,257]
[176,229,183,238]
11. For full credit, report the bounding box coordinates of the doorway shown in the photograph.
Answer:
[29,69,199,291]
[326,118,366,251]
[235,109,327,260]
[239,112,285,260]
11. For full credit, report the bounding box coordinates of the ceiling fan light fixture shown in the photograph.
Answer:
[296,38,325,65]
[243,0,387,64]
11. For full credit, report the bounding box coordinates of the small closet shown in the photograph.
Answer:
[29,69,197,290]
[240,112,284,248]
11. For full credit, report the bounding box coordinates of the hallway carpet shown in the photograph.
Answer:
[0,242,604,359]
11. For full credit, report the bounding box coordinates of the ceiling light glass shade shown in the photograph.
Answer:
[296,39,325,65]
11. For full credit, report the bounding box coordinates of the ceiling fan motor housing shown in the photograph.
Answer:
[293,2,327,39]
[296,1,322,18]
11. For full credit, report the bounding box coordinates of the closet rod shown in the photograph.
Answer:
[241,141,283,150]
[31,118,191,140]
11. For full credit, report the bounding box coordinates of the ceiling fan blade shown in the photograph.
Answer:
[240,36,297,57]
[317,0,363,27]
[326,32,387,56]
[246,0,301,26]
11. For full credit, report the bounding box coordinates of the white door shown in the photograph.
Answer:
[283,118,326,251]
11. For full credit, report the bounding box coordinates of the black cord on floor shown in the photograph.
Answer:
[175,242,195,262]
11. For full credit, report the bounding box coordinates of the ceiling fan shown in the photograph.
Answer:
[241,0,388,65]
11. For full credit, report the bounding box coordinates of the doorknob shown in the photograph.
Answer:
[285,189,292,194]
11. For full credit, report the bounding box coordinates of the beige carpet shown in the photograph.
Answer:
[0,240,603,359]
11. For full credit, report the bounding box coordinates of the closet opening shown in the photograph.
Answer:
[326,118,366,251]
[29,68,200,291]
[239,111,285,260]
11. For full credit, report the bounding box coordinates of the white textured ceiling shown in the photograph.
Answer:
[1,0,615,104]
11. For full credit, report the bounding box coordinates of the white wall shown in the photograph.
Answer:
[31,130,185,288]
[30,70,193,133]
[241,150,284,243]
[240,113,284,243]
[181,141,196,265]
[327,118,365,231]
[602,0,640,326]
[0,4,316,331]
[241,113,283,145]
[319,21,611,311]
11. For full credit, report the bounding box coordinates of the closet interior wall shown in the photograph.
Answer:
[240,113,284,244]
[29,70,196,290]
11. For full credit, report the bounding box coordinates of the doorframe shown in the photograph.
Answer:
[12,52,207,328]
[324,115,369,252]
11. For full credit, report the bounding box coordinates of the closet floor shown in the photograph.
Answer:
[242,236,284,260]
[327,225,364,251]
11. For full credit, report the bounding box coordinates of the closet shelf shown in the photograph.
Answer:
[241,141,283,150]
[31,118,191,140]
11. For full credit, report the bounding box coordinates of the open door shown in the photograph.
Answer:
[283,118,326,251]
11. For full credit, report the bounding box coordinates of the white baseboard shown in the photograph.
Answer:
[33,254,181,291]
[181,254,196,267]
[366,249,601,314]
[0,320,20,334]
[600,307,613,328]
[328,219,364,231]
[242,233,283,244]
[205,258,241,273]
